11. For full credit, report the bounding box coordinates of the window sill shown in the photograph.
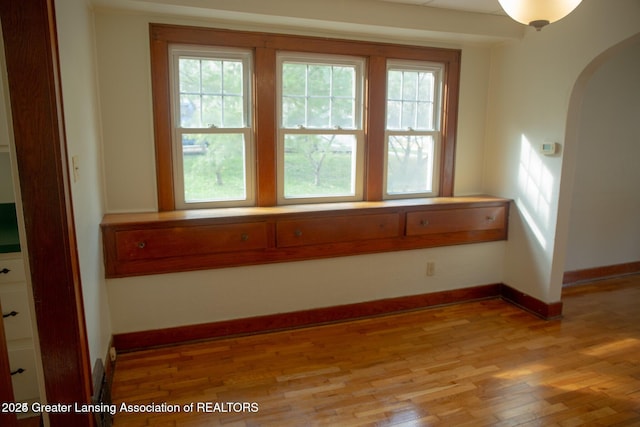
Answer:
[101,196,510,278]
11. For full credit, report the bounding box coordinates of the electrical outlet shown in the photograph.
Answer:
[109,346,117,362]
[426,261,435,276]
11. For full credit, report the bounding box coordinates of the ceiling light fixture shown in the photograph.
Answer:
[498,0,583,31]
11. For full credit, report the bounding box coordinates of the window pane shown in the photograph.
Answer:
[180,94,201,128]
[282,96,306,128]
[281,59,359,130]
[282,63,306,96]
[417,73,433,101]
[283,134,356,199]
[386,135,435,194]
[201,95,222,128]
[179,59,201,93]
[387,70,402,100]
[307,97,330,128]
[416,102,433,130]
[223,61,243,95]
[332,66,354,97]
[307,65,330,96]
[332,98,354,128]
[402,72,418,101]
[200,60,222,94]
[386,67,438,131]
[178,56,246,129]
[401,102,416,130]
[386,100,401,130]
[182,133,247,202]
[223,96,243,128]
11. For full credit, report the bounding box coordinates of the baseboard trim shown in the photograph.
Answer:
[500,284,563,320]
[113,284,500,352]
[113,283,563,352]
[563,261,640,285]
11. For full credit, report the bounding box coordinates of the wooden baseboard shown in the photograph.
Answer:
[500,284,563,320]
[563,261,640,285]
[113,284,501,352]
[112,282,566,352]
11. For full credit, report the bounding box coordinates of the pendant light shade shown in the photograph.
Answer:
[498,0,583,31]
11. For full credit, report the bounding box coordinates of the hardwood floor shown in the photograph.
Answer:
[111,275,640,426]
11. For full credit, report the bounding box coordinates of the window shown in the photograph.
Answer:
[385,61,443,198]
[277,53,365,204]
[150,25,460,211]
[170,46,254,208]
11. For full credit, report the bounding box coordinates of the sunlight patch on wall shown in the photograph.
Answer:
[516,134,554,250]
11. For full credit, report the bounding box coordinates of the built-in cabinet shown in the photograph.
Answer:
[0,252,39,413]
[102,196,510,278]
[0,154,40,417]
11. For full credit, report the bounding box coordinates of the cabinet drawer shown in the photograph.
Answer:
[0,288,33,341]
[406,206,506,236]
[8,346,39,402]
[115,222,268,261]
[0,258,26,284]
[277,213,400,248]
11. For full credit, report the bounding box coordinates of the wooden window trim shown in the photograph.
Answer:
[150,23,461,211]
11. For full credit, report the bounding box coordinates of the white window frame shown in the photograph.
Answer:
[276,52,365,205]
[384,60,444,200]
[169,45,255,209]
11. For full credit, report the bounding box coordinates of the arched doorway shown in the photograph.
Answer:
[554,33,640,290]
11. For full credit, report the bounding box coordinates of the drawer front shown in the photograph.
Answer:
[406,206,506,236]
[277,213,400,248]
[8,347,39,402]
[0,258,26,284]
[116,222,268,261]
[0,288,33,341]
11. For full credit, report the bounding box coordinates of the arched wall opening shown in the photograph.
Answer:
[553,32,640,293]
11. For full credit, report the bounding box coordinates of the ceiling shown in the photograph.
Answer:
[379,0,506,16]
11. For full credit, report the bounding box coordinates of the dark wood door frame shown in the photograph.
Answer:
[0,0,94,426]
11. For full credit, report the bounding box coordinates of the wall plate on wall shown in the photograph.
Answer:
[539,142,558,155]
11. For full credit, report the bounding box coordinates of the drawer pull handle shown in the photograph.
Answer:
[486,215,496,221]
[420,219,430,226]
[137,241,146,249]
[0,268,10,274]
[2,311,18,318]
[294,229,303,237]
[11,368,25,376]
[241,233,249,241]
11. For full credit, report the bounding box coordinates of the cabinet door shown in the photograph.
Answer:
[115,222,269,261]
[0,300,18,427]
[0,258,26,285]
[406,206,506,236]
[0,288,34,341]
[277,213,400,248]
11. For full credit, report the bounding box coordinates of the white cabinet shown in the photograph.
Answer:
[0,252,39,414]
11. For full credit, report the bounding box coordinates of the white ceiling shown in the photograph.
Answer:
[379,0,506,15]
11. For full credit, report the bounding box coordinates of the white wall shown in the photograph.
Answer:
[92,0,640,334]
[55,0,112,367]
[564,40,640,272]
[93,7,505,334]
[484,0,640,302]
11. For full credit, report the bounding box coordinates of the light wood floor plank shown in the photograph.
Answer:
[112,274,640,426]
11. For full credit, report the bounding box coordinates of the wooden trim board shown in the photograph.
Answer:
[0,0,95,425]
[563,261,640,285]
[113,283,562,352]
